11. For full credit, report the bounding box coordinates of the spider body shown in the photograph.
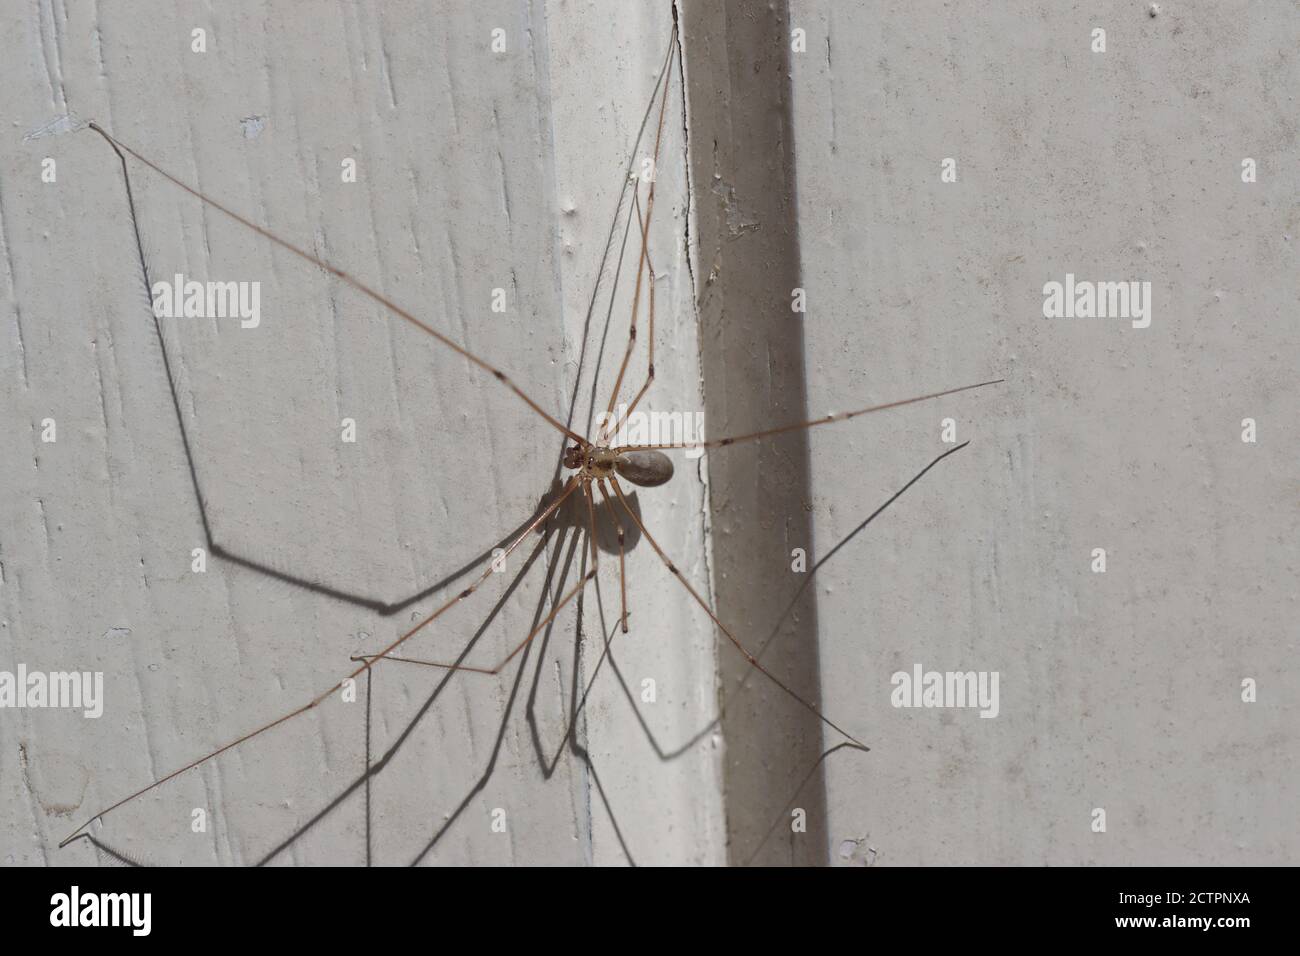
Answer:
[564,444,675,487]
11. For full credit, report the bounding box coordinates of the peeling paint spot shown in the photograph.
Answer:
[23,113,81,142]
[837,836,878,866]
[709,178,760,239]
[239,115,267,139]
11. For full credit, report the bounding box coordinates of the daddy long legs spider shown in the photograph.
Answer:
[12,4,999,866]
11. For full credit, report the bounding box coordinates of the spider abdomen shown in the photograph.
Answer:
[614,450,674,487]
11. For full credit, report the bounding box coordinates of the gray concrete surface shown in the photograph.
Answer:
[1,0,1296,868]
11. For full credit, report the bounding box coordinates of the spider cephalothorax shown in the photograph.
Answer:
[562,442,587,472]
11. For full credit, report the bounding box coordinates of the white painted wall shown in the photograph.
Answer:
[789,0,1297,864]
[1,0,722,866]
[3,0,1295,869]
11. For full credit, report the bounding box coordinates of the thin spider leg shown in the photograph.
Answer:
[573,482,609,645]
[351,653,496,676]
[607,476,869,751]
[597,34,676,441]
[255,530,557,866]
[58,476,581,849]
[596,187,650,443]
[613,379,1005,452]
[742,742,866,867]
[84,122,586,445]
[542,612,632,772]
[598,479,630,633]
[353,566,597,676]
[407,527,583,866]
[736,442,971,695]
[573,19,677,444]
[94,116,544,619]
[603,192,658,439]
[582,479,600,566]
[580,478,624,633]
[566,444,977,766]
